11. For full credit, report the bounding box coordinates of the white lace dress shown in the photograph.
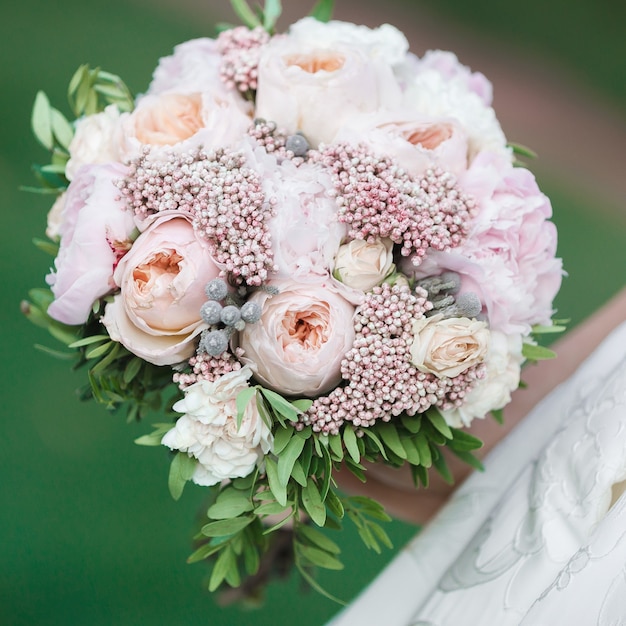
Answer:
[330,322,626,625]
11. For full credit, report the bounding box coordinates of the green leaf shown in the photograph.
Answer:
[277,435,306,486]
[68,334,110,349]
[522,342,557,361]
[261,387,299,422]
[301,478,326,526]
[508,142,538,159]
[208,488,254,519]
[491,408,504,424]
[254,500,289,516]
[411,463,429,488]
[243,539,260,575]
[32,238,59,259]
[47,323,79,346]
[168,452,196,501]
[84,341,113,360]
[450,449,484,471]
[432,448,454,484]
[310,0,334,22]
[50,107,74,150]
[272,424,294,456]
[208,545,237,592]
[295,556,347,605]
[414,434,432,468]
[325,489,345,519]
[426,409,453,439]
[449,429,484,452]
[263,0,282,30]
[32,91,53,150]
[291,459,307,487]
[134,423,172,446]
[298,525,341,554]
[186,541,223,564]
[123,357,143,384]
[230,0,262,28]
[236,386,257,430]
[400,437,421,465]
[264,457,287,506]
[342,426,360,463]
[360,428,388,460]
[377,423,407,459]
[297,543,343,570]
[531,323,567,335]
[33,344,75,360]
[369,522,393,550]
[291,398,313,413]
[327,433,344,461]
[201,515,254,537]
[347,496,392,522]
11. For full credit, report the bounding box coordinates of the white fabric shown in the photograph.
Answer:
[330,322,626,625]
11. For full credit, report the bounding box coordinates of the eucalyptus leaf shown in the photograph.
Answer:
[297,524,341,554]
[31,91,53,150]
[522,342,557,361]
[310,0,334,22]
[230,0,262,28]
[302,477,326,526]
[297,543,343,570]
[207,489,254,519]
[201,515,254,537]
[377,423,407,459]
[264,456,287,506]
[342,426,360,463]
[168,452,197,501]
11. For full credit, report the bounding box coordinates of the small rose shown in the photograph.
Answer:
[101,213,220,366]
[333,238,395,292]
[161,366,273,486]
[410,314,489,378]
[238,279,355,397]
[65,105,123,181]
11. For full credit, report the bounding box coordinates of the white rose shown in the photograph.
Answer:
[440,331,523,427]
[161,367,273,486]
[255,17,404,147]
[65,105,123,180]
[410,314,489,378]
[333,238,395,291]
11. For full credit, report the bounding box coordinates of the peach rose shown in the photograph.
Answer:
[238,280,355,397]
[333,238,395,292]
[410,314,489,378]
[101,213,220,366]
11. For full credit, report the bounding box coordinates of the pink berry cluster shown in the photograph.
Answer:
[313,143,476,265]
[173,350,243,389]
[247,119,309,165]
[118,146,277,286]
[216,26,270,93]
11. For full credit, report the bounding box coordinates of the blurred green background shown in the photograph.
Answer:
[1,0,625,624]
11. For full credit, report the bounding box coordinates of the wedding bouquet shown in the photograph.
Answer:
[23,0,563,602]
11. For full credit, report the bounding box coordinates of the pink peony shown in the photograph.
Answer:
[238,279,356,397]
[101,213,220,366]
[46,163,136,326]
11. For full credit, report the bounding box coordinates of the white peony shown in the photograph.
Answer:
[161,367,273,486]
[65,105,123,180]
[440,330,523,427]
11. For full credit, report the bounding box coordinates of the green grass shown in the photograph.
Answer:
[1,1,625,625]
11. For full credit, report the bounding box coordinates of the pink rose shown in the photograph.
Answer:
[255,18,404,146]
[238,279,356,396]
[334,109,469,177]
[119,91,251,161]
[101,213,220,366]
[46,163,136,326]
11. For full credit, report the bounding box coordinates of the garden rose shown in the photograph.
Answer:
[101,213,220,366]
[46,163,135,326]
[333,238,395,291]
[161,366,273,486]
[238,279,356,396]
[119,90,251,160]
[66,105,123,181]
[335,110,469,177]
[440,330,523,427]
[255,17,404,146]
[410,313,489,378]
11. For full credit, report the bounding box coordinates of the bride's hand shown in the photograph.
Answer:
[336,287,626,525]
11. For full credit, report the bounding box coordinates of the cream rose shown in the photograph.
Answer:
[65,105,123,181]
[410,314,489,378]
[238,280,355,397]
[440,331,523,427]
[161,366,273,486]
[101,213,220,366]
[255,18,404,146]
[333,238,395,291]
